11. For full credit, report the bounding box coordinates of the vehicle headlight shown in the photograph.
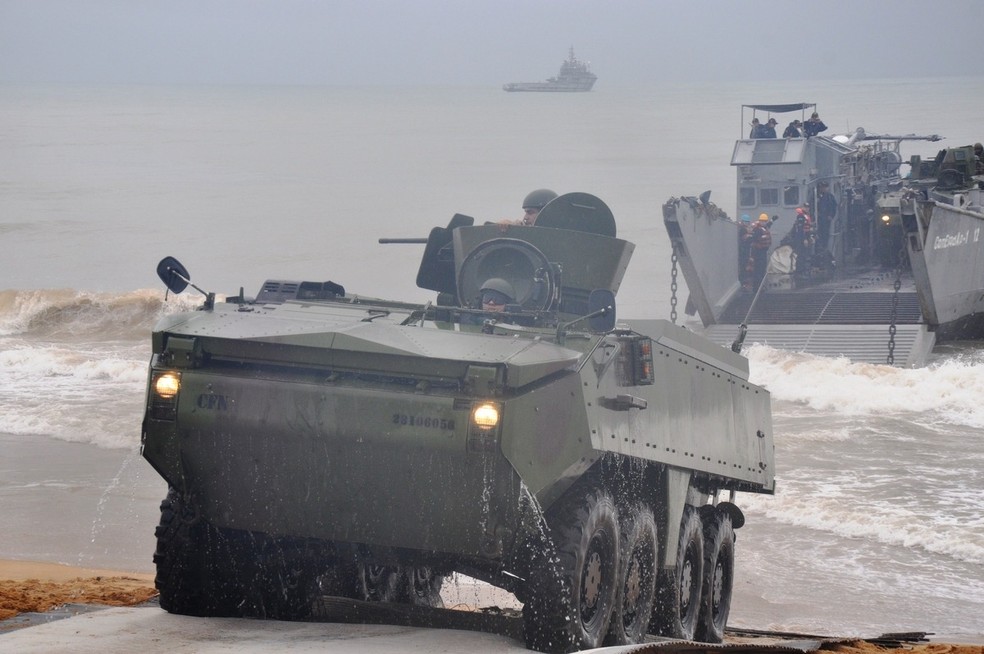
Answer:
[471,402,500,430]
[468,401,502,452]
[150,370,181,420]
[881,214,892,224]
[154,371,181,399]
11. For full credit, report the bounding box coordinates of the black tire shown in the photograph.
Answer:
[405,566,445,608]
[605,504,658,646]
[695,511,735,643]
[154,488,319,620]
[357,564,404,602]
[246,539,321,619]
[523,486,620,653]
[153,488,244,617]
[651,506,703,640]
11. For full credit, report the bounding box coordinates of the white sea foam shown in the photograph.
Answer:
[745,344,984,428]
[740,484,984,566]
[0,288,203,449]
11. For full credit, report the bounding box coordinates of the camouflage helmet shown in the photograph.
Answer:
[480,278,515,304]
[522,189,558,210]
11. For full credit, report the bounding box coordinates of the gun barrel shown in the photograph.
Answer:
[378,238,428,244]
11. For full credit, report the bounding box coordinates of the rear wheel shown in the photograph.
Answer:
[695,511,735,642]
[651,506,703,640]
[406,566,445,608]
[605,504,658,645]
[358,564,404,602]
[524,485,620,653]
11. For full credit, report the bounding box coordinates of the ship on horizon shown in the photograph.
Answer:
[503,47,597,92]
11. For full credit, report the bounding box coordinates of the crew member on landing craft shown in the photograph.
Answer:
[803,112,828,137]
[749,213,773,290]
[760,118,778,139]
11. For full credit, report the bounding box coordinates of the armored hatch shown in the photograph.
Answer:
[415,193,633,316]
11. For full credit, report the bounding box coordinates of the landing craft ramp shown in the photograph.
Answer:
[664,196,937,367]
[695,289,934,366]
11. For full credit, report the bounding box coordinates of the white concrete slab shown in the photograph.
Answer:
[0,606,531,654]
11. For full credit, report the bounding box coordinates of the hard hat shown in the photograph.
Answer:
[758,213,769,222]
[480,278,515,304]
[522,189,558,209]
[740,213,751,222]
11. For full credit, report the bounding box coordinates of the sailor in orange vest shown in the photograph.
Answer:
[749,213,773,289]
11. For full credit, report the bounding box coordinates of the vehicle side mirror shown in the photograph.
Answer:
[157,256,191,294]
[587,289,616,333]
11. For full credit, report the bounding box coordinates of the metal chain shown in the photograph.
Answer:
[669,246,679,324]
[887,244,904,365]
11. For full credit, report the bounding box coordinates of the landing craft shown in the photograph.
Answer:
[142,193,774,652]
[663,103,984,366]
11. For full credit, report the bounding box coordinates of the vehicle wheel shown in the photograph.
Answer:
[406,566,446,608]
[523,485,620,653]
[651,506,703,640]
[605,504,658,645]
[153,488,243,617]
[248,539,321,619]
[357,564,404,602]
[695,511,735,643]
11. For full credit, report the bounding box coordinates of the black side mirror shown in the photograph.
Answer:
[587,289,616,333]
[157,256,191,294]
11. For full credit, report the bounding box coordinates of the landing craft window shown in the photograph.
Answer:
[739,187,756,207]
[783,186,800,206]
[760,188,779,206]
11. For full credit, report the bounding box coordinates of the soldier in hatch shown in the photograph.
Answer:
[480,278,516,312]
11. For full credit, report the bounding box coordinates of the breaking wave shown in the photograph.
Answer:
[0,288,203,448]
[0,288,201,341]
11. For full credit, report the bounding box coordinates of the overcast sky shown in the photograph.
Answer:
[1,0,981,87]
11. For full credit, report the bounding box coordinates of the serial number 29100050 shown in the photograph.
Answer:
[392,414,455,430]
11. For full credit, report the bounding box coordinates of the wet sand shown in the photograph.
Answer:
[0,559,155,621]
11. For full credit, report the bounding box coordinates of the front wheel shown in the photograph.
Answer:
[406,567,445,608]
[524,485,620,653]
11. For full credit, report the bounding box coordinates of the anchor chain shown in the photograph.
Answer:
[669,246,679,324]
[887,244,904,365]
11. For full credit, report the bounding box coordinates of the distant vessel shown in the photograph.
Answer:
[663,102,984,367]
[503,47,597,92]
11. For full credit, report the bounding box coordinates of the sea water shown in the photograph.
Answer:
[0,78,982,640]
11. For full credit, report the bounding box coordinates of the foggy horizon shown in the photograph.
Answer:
[1,0,981,88]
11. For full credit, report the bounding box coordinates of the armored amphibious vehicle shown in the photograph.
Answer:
[142,193,775,652]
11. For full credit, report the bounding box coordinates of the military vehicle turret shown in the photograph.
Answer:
[141,192,775,652]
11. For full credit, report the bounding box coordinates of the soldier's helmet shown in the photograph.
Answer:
[480,278,515,305]
[522,189,558,210]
